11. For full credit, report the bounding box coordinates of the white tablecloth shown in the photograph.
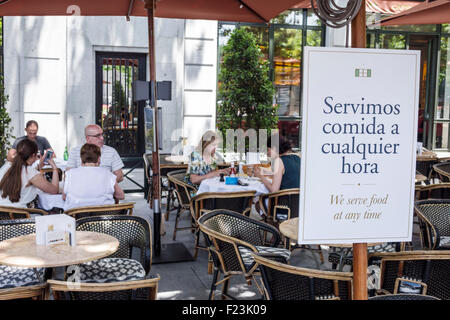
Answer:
[37,181,65,210]
[37,192,65,211]
[196,177,269,196]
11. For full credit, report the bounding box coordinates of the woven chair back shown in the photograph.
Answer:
[368,293,440,300]
[198,209,281,274]
[372,251,450,300]
[49,276,160,300]
[416,159,439,178]
[415,183,450,200]
[64,203,134,220]
[167,170,196,207]
[192,191,255,219]
[0,207,30,220]
[253,253,353,300]
[265,188,299,221]
[76,215,152,274]
[0,219,36,241]
[433,161,450,182]
[415,200,450,239]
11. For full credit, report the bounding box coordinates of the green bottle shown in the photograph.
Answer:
[63,146,69,161]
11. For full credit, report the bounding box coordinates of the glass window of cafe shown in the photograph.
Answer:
[217,9,325,150]
[367,14,450,152]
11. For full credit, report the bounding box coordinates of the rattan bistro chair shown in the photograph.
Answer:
[0,219,47,300]
[70,215,153,284]
[368,293,440,300]
[48,276,160,300]
[0,206,48,220]
[253,253,353,300]
[198,210,291,300]
[64,202,135,220]
[433,161,450,182]
[166,170,197,241]
[191,191,256,259]
[414,199,450,250]
[368,250,450,300]
[259,188,300,225]
[415,183,450,200]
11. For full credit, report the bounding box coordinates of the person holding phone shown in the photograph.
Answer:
[7,120,54,162]
[0,139,59,208]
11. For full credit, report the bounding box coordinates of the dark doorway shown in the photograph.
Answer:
[95,52,146,164]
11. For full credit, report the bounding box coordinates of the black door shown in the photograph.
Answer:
[95,52,146,165]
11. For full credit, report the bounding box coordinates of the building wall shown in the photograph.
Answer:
[3,16,217,159]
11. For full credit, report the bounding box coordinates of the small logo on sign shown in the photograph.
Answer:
[355,68,372,78]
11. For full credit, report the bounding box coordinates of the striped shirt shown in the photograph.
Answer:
[66,145,124,172]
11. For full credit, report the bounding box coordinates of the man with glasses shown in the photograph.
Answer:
[66,124,124,182]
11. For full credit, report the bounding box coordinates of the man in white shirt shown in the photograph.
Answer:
[66,124,124,182]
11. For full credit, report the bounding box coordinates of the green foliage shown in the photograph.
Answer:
[0,77,13,166]
[217,28,278,150]
[112,80,127,108]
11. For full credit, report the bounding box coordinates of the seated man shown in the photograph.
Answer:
[7,120,54,162]
[62,143,125,211]
[66,124,124,182]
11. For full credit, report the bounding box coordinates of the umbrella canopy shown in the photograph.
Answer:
[380,0,450,25]
[0,0,302,23]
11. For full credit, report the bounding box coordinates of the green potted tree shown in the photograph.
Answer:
[217,28,278,158]
[0,76,13,166]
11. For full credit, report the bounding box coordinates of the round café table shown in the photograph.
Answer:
[0,231,119,284]
[279,218,382,271]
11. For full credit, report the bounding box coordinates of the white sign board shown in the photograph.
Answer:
[299,47,420,244]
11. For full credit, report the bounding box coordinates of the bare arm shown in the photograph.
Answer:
[113,182,125,200]
[113,169,124,183]
[29,171,59,194]
[255,158,284,193]
[6,149,16,162]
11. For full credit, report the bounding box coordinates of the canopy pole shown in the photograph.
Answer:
[145,0,162,257]
[351,0,368,301]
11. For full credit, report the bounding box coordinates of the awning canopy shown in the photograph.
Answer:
[380,0,450,25]
[0,0,303,23]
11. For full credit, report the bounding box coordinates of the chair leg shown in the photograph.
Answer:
[193,229,200,260]
[221,278,230,300]
[317,245,324,264]
[207,252,213,275]
[165,189,172,221]
[209,269,219,300]
[172,207,181,240]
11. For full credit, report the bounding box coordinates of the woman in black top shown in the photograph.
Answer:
[254,136,300,193]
